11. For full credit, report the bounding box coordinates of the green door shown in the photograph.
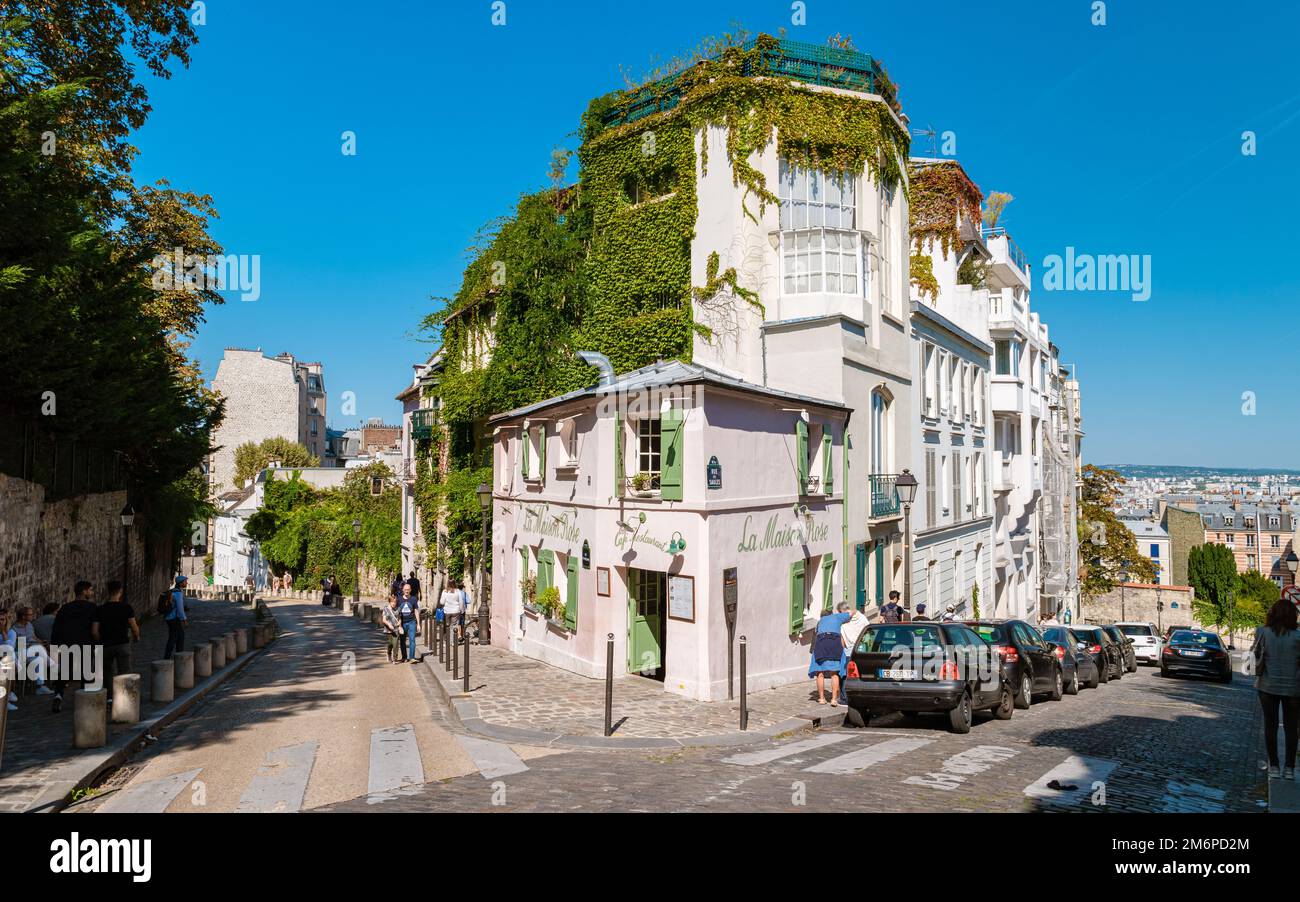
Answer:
[854,543,867,611]
[873,541,885,608]
[627,568,664,677]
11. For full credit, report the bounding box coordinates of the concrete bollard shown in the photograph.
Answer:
[73,689,108,748]
[194,642,212,678]
[224,632,237,661]
[235,628,249,655]
[370,606,381,626]
[110,674,141,724]
[174,651,195,691]
[211,637,226,669]
[251,623,264,648]
[150,659,175,703]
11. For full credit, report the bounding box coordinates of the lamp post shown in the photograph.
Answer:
[352,518,361,606]
[1118,559,1130,621]
[894,470,919,613]
[476,483,492,645]
[120,502,135,602]
[1286,550,1298,587]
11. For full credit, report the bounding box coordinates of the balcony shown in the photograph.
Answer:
[994,456,1014,493]
[982,228,1030,289]
[868,473,901,519]
[990,376,1024,414]
[411,408,436,441]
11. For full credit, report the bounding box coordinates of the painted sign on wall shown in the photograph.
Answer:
[736,512,830,554]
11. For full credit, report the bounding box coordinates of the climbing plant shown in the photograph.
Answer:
[910,252,939,302]
[907,159,983,259]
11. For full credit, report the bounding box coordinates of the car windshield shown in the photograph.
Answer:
[858,625,943,653]
[968,623,1006,644]
[1042,628,1070,643]
[1071,629,1099,643]
[1170,631,1221,648]
[1119,624,1153,637]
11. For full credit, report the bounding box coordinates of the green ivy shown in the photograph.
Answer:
[909,253,939,302]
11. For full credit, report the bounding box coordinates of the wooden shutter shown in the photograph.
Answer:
[953,450,962,520]
[796,420,809,494]
[614,412,625,497]
[538,423,547,485]
[564,555,578,629]
[538,549,554,592]
[659,408,683,501]
[821,430,833,495]
[821,553,835,613]
[789,560,806,634]
[926,449,937,525]
[519,548,530,606]
[522,427,531,478]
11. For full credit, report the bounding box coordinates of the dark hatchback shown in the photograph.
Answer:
[1161,630,1233,683]
[961,619,1064,709]
[1101,625,1139,673]
[1042,625,1095,693]
[1071,625,1125,684]
[845,622,1013,733]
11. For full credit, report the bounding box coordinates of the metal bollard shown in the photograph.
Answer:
[0,677,9,770]
[453,627,460,681]
[739,635,748,731]
[463,629,470,693]
[604,633,614,737]
[437,619,445,664]
[443,620,451,672]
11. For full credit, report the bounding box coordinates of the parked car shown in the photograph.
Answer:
[1161,629,1233,683]
[1042,625,1094,693]
[1101,625,1139,673]
[1070,625,1124,684]
[845,621,1014,733]
[1116,621,1163,665]
[962,619,1063,709]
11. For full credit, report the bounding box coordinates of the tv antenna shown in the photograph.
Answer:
[911,124,939,157]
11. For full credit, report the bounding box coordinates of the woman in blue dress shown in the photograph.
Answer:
[809,601,853,706]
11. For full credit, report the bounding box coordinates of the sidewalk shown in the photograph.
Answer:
[0,596,269,812]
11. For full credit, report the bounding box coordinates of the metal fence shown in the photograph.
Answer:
[0,419,124,501]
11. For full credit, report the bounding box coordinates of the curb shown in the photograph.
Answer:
[22,614,279,814]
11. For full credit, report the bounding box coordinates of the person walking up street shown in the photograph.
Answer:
[809,601,854,706]
[404,571,422,604]
[440,580,465,641]
[163,575,189,660]
[880,591,904,623]
[50,580,99,713]
[382,594,405,663]
[397,584,419,663]
[1252,599,1300,780]
[92,580,139,707]
[912,603,931,621]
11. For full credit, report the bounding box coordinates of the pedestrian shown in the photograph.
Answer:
[11,605,55,695]
[244,574,254,593]
[382,594,405,663]
[912,602,931,621]
[1,609,19,711]
[441,579,465,640]
[404,570,422,603]
[1252,598,1300,780]
[33,602,59,643]
[880,590,904,623]
[809,601,853,706]
[321,574,333,606]
[50,580,99,713]
[838,603,869,704]
[940,604,957,622]
[92,580,139,706]
[163,575,188,659]
[397,583,419,663]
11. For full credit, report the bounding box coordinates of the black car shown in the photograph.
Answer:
[1101,625,1139,673]
[1070,625,1124,684]
[1161,629,1233,683]
[1042,625,1095,693]
[962,619,1064,709]
[845,622,1013,733]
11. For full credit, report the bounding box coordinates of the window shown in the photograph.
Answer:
[870,390,890,475]
[558,418,579,467]
[922,343,936,418]
[1150,543,1160,557]
[939,454,949,516]
[636,418,661,489]
[1248,554,1257,570]
[1225,533,1235,546]
[1225,515,1234,526]
[1270,516,1280,528]
[1272,535,1281,548]
[779,159,860,295]
[880,184,893,312]
[948,356,959,421]
[1247,533,1256,547]
[938,350,949,418]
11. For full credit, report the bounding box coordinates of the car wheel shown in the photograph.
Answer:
[992,682,1014,720]
[1014,672,1032,709]
[1086,669,1099,690]
[1160,667,1172,678]
[845,706,869,728]
[1113,662,1123,680]
[1049,667,1064,701]
[948,691,973,734]
[1098,661,1110,684]
[1127,656,1138,674]
[1219,671,1234,684]
[1065,669,1080,695]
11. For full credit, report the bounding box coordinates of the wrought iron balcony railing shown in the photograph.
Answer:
[869,473,901,519]
[411,408,437,441]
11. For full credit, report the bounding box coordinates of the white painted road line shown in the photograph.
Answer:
[804,736,935,774]
[454,734,529,780]
[1163,780,1225,813]
[1023,754,1119,805]
[236,740,318,813]
[368,724,424,795]
[98,768,203,813]
[722,733,856,767]
[905,745,1021,791]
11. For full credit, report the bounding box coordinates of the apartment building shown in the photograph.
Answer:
[1197,502,1297,588]
[396,350,445,598]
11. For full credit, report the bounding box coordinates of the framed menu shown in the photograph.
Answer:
[596,566,611,597]
[668,574,695,623]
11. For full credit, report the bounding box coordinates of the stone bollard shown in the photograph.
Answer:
[224,632,237,661]
[251,623,264,648]
[110,674,141,724]
[174,651,195,691]
[370,606,381,626]
[73,689,108,748]
[235,628,248,655]
[211,637,226,669]
[194,642,212,678]
[151,659,175,703]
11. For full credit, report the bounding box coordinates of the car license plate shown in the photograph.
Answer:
[1181,649,1205,657]
[879,669,918,680]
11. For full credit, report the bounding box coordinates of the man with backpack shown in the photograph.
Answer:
[162,575,188,659]
[50,580,99,713]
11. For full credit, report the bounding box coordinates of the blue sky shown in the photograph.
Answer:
[131,0,1300,468]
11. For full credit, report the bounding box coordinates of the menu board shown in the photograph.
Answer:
[668,574,695,622]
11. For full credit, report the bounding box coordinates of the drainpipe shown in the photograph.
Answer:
[761,327,769,387]
[842,426,850,607]
[577,350,615,388]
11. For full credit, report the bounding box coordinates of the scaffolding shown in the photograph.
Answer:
[1039,372,1076,618]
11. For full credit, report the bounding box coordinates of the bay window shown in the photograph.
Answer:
[779,159,862,295]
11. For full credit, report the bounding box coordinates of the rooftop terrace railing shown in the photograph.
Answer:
[981,227,1029,275]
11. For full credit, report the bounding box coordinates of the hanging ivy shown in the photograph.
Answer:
[910,253,939,302]
[907,159,983,259]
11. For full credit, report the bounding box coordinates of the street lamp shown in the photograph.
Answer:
[1286,550,1298,583]
[120,502,135,602]
[352,518,361,606]
[476,483,492,645]
[894,469,919,613]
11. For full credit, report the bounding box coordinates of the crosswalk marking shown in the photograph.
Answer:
[235,741,318,813]
[904,744,1019,790]
[1162,779,1225,813]
[454,734,529,780]
[1023,755,1118,805]
[804,736,935,774]
[98,768,202,813]
[368,724,424,794]
[722,733,856,767]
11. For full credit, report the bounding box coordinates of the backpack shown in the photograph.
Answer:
[157,591,174,616]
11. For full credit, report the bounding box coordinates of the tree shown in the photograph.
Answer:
[1077,465,1158,600]
[1188,543,1238,629]
[232,438,319,487]
[1231,570,1278,632]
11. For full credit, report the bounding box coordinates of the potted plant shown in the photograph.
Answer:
[537,586,565,624]
[519,573,538,612]
[630,471,655,496]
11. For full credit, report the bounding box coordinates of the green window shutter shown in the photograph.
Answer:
[821,553,835,613]
[659,409,683,501]
[522,428,530,478]
[822,431,833,494]
[789,559,806,634]
[538,424,547,485]
[519,548,530,606]
[538,549,554,592]
[796,420,809,494]
[614,412,625,497]
[565,556,578,629]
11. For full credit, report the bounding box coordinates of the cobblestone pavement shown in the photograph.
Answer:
[318,666,1268,813]
[451,643,835,739]
[0,597,257,813]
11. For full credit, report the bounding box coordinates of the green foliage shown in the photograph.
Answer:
[232,437,319,488]
[1230,570,1278,631]
[983,191,1014,230]
[956,255,989,290]
[1188,543,1240,629]
[537,586,563,619]
[910,253,939,301]
[971,583,980,620]
[907,160,983,258]
[1077,465,1158,600]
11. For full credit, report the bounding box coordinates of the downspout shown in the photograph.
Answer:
[842,412,852,606]
[761,325,768,388]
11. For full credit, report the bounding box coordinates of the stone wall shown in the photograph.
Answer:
[1080,582,1199,631]
[0,473,172,618]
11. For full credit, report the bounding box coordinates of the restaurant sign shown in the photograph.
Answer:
[520,503,581,544]
[736,513,829,554]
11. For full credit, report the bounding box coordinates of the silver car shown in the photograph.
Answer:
[1116,621,1162,665]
